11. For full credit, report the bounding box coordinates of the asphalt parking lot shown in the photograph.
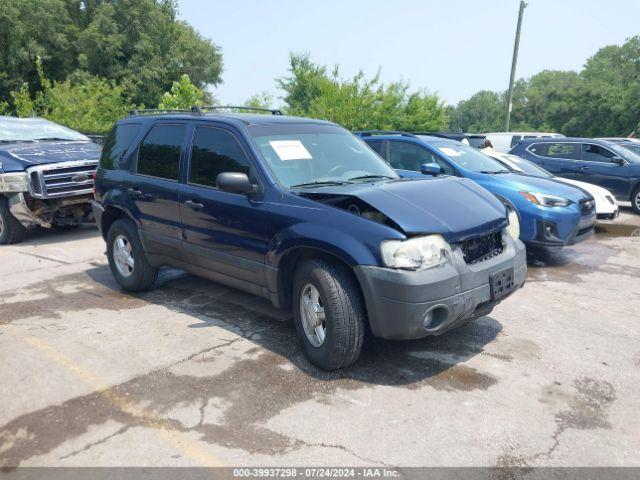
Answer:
[1,210,639,468]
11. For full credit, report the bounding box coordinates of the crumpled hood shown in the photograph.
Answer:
[301,177,508,242]
[0,141,101,172]
[488,173,592,202]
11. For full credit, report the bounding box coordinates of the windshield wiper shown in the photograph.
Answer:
[347,174,395,182]
[479,170,511,174]
[0,139,35,144]
[290,180,353,188]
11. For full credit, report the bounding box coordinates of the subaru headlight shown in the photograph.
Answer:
[519,191,571,207]
[0,172,29,193]
[506,208,520,240]
[381,234,451,271]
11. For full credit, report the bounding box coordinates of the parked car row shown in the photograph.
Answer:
[0,112,636,371]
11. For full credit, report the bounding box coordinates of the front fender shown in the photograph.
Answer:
[268,222,381,269]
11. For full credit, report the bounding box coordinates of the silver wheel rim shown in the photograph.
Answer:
[113,234,134,277]
[299,283,326,347]
[635,192,640,211]
[0,213,4,236]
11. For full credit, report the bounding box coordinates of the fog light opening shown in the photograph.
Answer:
[423,305,450,331]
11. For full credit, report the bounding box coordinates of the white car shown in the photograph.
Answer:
[487,152,619,220]
[483,132,565,153]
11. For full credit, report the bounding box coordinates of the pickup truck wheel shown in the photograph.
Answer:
[106,219,158,291]
[293,259,365,370]
[632,185,640,214]
[0,196,27,245]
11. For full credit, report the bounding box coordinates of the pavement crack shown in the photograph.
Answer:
[58,425,130,460]
[303,442,394,467]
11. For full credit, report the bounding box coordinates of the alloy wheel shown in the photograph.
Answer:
[299,283,326,347]
[113,234,135,277]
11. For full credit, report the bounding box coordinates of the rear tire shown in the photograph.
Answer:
[0,196,27,245]
[631,185,640,214]
[106,219,158,291]
[293,258,365,370]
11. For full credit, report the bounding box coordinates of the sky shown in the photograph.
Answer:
[177,0,640,107]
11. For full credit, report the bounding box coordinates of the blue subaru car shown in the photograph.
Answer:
[510,137,640,214]
[358,132,596,247]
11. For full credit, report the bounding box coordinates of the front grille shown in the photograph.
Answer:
[26,160,98,199]
[580,199,595,217]
[457,230,504,265]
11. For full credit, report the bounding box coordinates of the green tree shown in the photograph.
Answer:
[449,91,504,133]
[244,91,275,110]
[276,53,448,131]
[158,74,205,110]
[0,0,223,108]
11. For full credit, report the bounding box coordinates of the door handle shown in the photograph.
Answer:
[127,187,155,200]
[579,166,591,172]
[185,199,204,211]
[127,187,143,199]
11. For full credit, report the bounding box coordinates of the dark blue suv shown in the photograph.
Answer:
[510,137,640,214]
[93,108,526,370]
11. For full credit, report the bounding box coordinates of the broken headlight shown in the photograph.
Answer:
[381,234,451,271]
[0,172,29,193]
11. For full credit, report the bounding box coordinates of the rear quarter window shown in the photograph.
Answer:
[100,123,142,170]
[529,142,579,160]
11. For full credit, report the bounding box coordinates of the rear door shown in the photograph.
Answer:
[180,124,268,288]
[128,123,186,260]
[577,143,631,197]
[526,142,580,178]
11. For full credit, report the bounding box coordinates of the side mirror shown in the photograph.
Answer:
[611,156,626,166]
[217,172,253,195]
[420,163,443,176]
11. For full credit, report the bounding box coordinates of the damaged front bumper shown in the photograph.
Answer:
[354,235,527,340]
[8,192,93,228]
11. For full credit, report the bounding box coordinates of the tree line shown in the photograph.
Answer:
[1,1,637,138]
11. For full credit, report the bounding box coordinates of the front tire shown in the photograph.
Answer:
[293,259,365,370]
[106,219,158,291]
[0,196,27,245]
[631,185,640,214]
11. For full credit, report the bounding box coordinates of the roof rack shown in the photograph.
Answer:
[190,105,283,115]
[129,108,192,116]
[354,130,417,138]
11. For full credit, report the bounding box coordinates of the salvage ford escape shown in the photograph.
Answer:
[93,107,526,370]
[0,116,100,244]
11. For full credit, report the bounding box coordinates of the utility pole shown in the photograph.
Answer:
[504,0,527,131]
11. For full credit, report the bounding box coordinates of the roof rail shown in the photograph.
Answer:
[354,130,417,138]
[129,108,191,116]
[191,105,283,116]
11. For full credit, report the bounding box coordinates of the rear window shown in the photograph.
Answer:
[529,142,579,160]
[100,123,142,170]
[136,124,185,180]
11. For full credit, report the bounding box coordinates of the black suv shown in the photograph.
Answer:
[93,107,525,370]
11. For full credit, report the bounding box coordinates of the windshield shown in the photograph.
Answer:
[492,153,553,178]
[248,124,398,188]
[0,117,89,142]
[612,143,640,162]
[430,141,509,173]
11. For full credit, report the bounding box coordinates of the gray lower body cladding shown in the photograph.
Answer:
[354,235,527,340]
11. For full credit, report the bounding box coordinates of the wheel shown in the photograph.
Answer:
[106,219,158,291]
[0,196,27,245]
[631,185,640,214]
[293,259,365,370]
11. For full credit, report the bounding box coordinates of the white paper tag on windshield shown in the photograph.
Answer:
[269,140,312,160]
[438,147,462,157]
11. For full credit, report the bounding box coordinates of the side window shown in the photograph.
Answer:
[366,140,386,159]
[100,123,142,169]
[136,124,185,180]
[530,142,579,160]
[510,135,523,147]
[388,141,435,170]
[189,127,252,188]
[582,144,615,163]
